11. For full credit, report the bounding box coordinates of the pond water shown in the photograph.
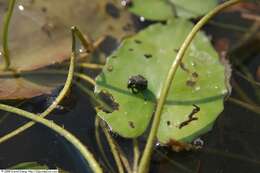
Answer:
[0,1,260,173]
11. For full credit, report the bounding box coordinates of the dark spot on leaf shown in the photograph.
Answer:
[107,65,113,72]
[105,3,120,19]
[41,7,47,13]
[134,40,142,44]
[111,55,117,59]
[97,91,119,113]
[179,104,200,129]
[192,72,199,78]
[129,121,135,128]
[180,62,190,73]
[129,48,134,51]
[161,21,167,25]
[186,80,196,87]
[167,121,171,126]
[174,48,179,53]
[99,35,119,56]
[144,54,152,58]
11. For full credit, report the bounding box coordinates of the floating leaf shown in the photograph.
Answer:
[0,0,134,71]
[95,19,229,143]
[129,0,218,20]
[0,68,66,100]
[0,0,134,99]
[129,0,176,21]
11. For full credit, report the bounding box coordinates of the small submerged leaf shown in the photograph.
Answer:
[129,0,218,20]
[95,19,229,144]
[9,162,48,169]
[8,161,69,172]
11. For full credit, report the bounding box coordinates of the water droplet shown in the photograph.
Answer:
[193,138,204,148]
[214,86,219,89]
[155,142,161,148]
[140,16,145,22]
[18,5,24,11]
[144,101,147,105]
[121,0,133,7]
[124,112,128,115]
[195,86,200,91]
[191,61,196,67]
[79,48,84,53]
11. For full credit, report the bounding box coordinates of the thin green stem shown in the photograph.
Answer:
[115,142,132,173]
[102,124,125,173]
[78,63,104,69]
[72,27,94,53]
[0,104,102,173]
[231,79,255,104]
[0,27,89,144]
[75,81,113,112]
[133,139,140,173]
[2,0,16,70]
[234,70,260,87]
[208,20,247,32]
[155,150,194,173]
[94,117,116,173]
[138,1,242,173]
[228,97,260,114]
[0,47,75,144]
[199,147,260,166]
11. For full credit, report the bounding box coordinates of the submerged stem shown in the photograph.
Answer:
[228,97,260,114]
[138,1,242,173]
[0,104,102,173]
[2,0,16,70]
[102,124,125,173]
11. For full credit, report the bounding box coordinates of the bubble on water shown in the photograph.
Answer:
[18,5,25,11]
[191,61,196,67]
[140,16,145,22]
[193,138,204,148]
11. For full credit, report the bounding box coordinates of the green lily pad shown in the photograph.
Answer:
[95,19,229,143]
[129,0,218,20]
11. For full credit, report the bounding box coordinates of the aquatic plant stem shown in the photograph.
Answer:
[133,139,140,173]
[0,45,75,145]
[0,27,80,144]
[228,97,260,114]
[137,0,242,173]
[78,63,104,69]
[102,124,125,173]
[2,0,16,70]
[0,104,103,173]
[94,117,116,173]
[0,53,75,144]
[72,27,94,53]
